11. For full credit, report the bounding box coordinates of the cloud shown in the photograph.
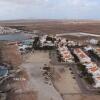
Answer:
[0,0,49,5]
[47,0,100,19]
[0,0,99,20]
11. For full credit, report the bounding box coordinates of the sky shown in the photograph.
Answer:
[0,0,100,20]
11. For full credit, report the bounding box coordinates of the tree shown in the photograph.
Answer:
[84,73,94,85]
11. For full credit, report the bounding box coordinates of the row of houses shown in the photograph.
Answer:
[56,37,74,63]
[93,48,100,58]
[7,40,34,54]
[56,37,82,47]
[74,48,100,88]
[74,48,91,63]
[57,46,74,63]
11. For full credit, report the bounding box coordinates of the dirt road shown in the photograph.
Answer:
[22,51,63,100]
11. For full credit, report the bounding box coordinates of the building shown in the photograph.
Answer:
[58,46,74,63]
[89,39,98,45]
[84,62,100,88]
[84,46,93,51]
[40,35,55,47]
[93,48,100,58]
[74,48,91,63]
[74,48,100,88]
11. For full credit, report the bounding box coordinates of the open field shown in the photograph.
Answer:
[0,20,100,34]
[22,51,63,100]
[6,50,100,100]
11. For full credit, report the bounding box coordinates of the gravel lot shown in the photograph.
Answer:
[22,51,63,100]
[52,65,81,94]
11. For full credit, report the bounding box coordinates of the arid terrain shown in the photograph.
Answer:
[0,20,100,100]
[0,20,100,34]
[7,50,100,100]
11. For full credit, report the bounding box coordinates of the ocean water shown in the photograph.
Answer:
[0,33,33,41]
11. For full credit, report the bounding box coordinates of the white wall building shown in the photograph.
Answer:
[74,48,91,63]
[58,46,74,63]
[74,48,100,88]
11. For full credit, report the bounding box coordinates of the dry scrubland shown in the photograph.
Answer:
[0,42,22,67]
[0,20,100,34]
[0,20,100,100]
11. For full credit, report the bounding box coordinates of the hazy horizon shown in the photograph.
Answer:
[0,18,100,22]
[0,0,100,20]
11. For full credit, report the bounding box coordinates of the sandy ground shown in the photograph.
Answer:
[53,65,81,94]
[22,51,63,100]
[7,50,100,100]
[51,60,100,100]
[7,81,37,100]
[56,32,100,37]
[63,95,100,100]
